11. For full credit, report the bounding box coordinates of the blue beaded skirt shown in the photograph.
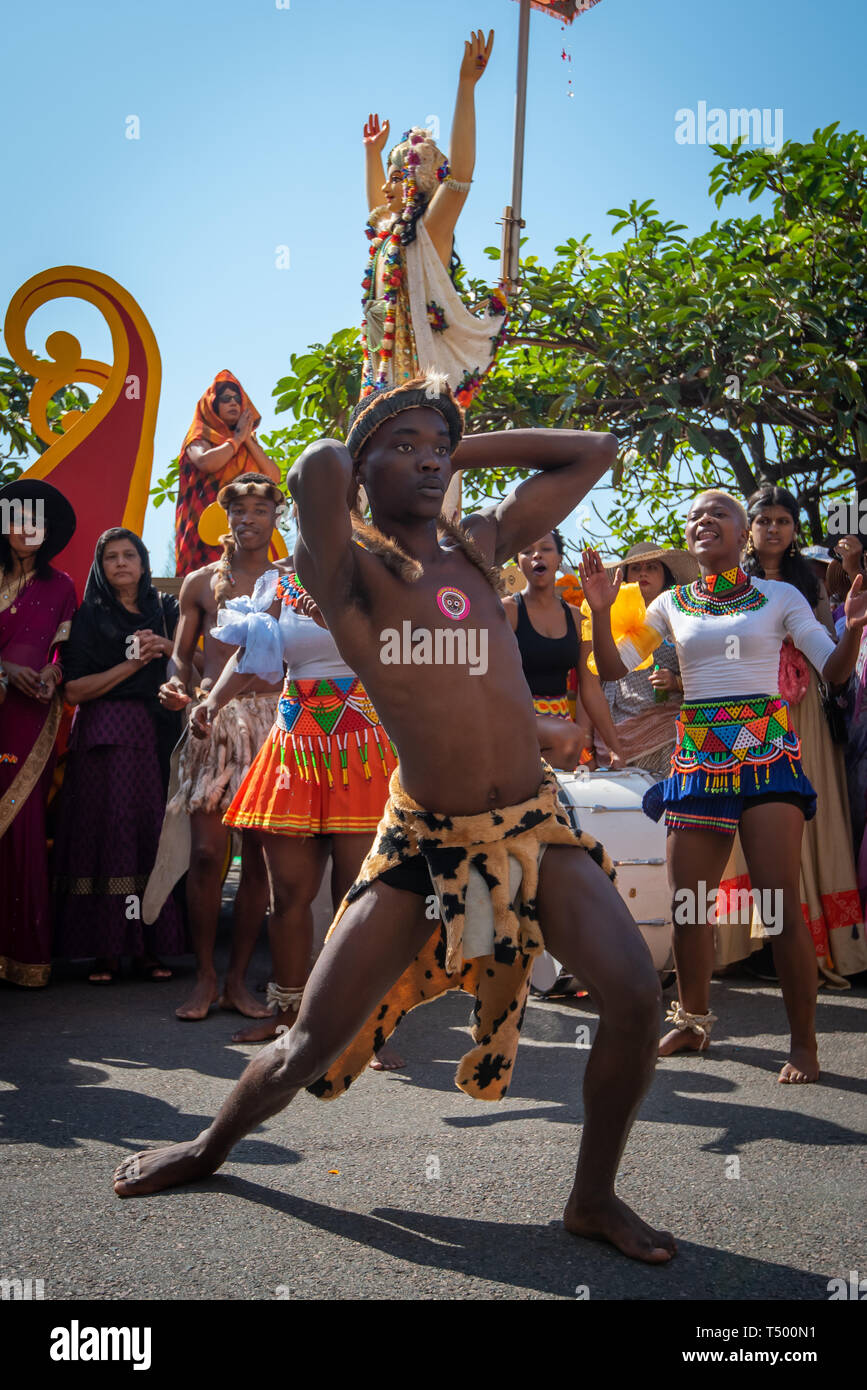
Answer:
[642,692,817,828]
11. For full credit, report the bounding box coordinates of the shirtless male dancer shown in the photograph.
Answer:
[158,474,284,1020]
[115,378,675,1264]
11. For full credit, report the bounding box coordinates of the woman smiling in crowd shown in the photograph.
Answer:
[581,490,867,1083]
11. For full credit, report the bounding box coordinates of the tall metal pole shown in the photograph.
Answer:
[501,0,530,288]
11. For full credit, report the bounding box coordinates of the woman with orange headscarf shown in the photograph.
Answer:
[174,370,280,577]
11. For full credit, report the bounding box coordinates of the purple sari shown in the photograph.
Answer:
[0,567,76,985]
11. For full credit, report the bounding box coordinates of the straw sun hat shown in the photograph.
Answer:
[604,541,699,585]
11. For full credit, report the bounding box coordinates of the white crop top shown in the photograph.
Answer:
[617,578,836,702]
[211,569,355,683]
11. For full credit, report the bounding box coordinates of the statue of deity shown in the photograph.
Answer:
[360,29,508,407]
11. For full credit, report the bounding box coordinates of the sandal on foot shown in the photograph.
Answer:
[88,958,120,985]
[132,957,173,982]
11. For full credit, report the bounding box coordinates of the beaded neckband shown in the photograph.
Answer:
[276,572,306,608]
[672,567,767,617]
[700,566,747,595]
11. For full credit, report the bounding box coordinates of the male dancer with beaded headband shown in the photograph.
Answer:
[115,377,677,1265]
[151,474,286,1021]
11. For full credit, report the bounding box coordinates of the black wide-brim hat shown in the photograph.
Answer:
[0,477,77,562]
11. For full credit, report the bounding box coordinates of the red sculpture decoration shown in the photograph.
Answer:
[3,266,162,598]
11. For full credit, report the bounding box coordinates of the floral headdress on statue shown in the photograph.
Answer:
[360,128,450,397]
[387,128,450,204]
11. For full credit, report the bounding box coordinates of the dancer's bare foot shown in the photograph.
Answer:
[564,1194,677,1264]
[778,1044,820,1084]
[113,1137,219,1198]
[658,1027,707,1057]
[218,977,271,1019]
[231,1009,296,1044]
[369,1044,406,1071]
[175,973,219,1021]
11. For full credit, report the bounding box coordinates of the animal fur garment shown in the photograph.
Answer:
[168,694,277,816]
[308,765,615,1103]
[350,510,503,592]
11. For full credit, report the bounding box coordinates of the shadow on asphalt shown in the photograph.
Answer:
[2,962,864,1164]
[193,1174,832,1300]
[377,991,867,1154]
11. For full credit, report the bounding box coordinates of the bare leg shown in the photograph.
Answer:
[176,811,229,1020]
[220,832,271,1018]
[113,882,433,1197]
[331,834,408,1074]
[658,827,733,1057]
[739,800,818,1083]
[537,845,677,1263]
[231,833,330,1043]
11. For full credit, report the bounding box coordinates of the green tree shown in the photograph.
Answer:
[0,357,91,485]
[475,122,867,546]
[155,126,867,549]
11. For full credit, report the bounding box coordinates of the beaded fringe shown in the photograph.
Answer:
[273,727,397,788]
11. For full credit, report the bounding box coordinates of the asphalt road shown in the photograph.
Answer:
[2,875,866,1302]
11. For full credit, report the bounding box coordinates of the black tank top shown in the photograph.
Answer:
[514,593,581,697]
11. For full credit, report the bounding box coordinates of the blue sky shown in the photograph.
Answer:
[3,0,865,571]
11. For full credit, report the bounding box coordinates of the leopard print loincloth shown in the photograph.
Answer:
[308,764,615,1103]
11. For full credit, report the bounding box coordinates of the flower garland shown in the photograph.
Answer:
[360,131,448,397]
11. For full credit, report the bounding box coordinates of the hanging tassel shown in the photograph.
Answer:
[340,734,349,788]
[319,735,334,788]
[373,728,388,779]
[297,738,310,782]
[308,737,320,786]
[356,729,372,781]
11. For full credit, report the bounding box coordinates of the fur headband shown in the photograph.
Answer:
[218,472,286,517]
[345,372,465,461]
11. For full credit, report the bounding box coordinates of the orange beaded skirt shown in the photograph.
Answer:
[223,676,397,836]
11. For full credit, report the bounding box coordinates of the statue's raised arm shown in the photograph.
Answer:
[425,28,494,267]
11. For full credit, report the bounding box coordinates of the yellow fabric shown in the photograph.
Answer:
[580,583,660,674]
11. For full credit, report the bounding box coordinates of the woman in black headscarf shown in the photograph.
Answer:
[53,528,185,981]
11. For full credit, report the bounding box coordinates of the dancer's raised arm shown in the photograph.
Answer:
[288,440,357,606]
[578,549,631,682]
[457,427,618,564]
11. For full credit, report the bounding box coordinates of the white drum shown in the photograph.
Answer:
[532,767,673,987]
